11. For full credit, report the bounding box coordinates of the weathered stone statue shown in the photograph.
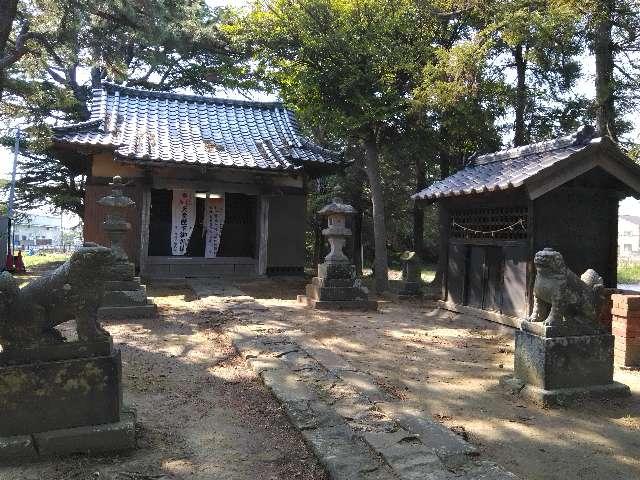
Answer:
[298,198,377,311]
[0,244,113,350]
[525,247,606,336]
[504,248,629,406]
[0,244,136,460]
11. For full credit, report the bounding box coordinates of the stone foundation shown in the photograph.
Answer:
[299,263,378,311]
[0,343,136,461]
[98,262,157,320]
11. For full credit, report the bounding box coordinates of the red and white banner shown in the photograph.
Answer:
[171,190,196,256]
[205,196,225,258]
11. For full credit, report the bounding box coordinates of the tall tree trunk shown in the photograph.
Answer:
[363,131,389,293]
[513,44,528,146]
[593,0,617,140]
[412,156,426,260]
[429,148,451,294]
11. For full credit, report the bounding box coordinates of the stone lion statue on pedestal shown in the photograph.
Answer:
[528,248,606,334]
[0,244,115,349]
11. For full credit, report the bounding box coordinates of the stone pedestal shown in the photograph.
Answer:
[0,342,135,460]
[396,251,422,298]
[299,263,378,311]
[504,328,630,406]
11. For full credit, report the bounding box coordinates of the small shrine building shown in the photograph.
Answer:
[413,126,640,325]
[52,82,339,279]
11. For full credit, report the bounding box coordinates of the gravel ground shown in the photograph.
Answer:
[1,284,328,480]
[235,277,640,480]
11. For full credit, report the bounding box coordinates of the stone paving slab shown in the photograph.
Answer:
[230,320,519,480]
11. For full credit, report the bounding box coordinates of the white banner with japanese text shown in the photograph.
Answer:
[205,196,225,258]
[171,190,196,256]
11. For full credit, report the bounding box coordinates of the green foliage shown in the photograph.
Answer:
[239,0,439,138]
[1,0,250,217]
[617,261,640,284]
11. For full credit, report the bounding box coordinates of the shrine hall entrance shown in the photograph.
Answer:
[145,189,258,278]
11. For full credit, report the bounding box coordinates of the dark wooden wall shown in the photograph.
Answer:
[267,194,306,274]
[443,190,531,319]
[84,183,143,267]
[534,168,620,287]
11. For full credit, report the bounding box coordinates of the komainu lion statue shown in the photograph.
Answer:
[528,248,606,334]
[0,244,115,349]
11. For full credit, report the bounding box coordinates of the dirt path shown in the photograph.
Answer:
[1,284,327,480]
[235,277,640,480]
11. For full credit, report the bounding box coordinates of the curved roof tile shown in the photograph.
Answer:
[53,82,341,172]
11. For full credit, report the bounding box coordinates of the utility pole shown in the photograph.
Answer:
[8,128,19,218]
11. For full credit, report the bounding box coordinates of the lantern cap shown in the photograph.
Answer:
[318,198,356,216]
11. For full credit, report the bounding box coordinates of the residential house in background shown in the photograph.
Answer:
[619,215,640,260]
[13,214,62,251]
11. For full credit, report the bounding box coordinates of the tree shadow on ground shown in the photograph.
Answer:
[0,285,327,480]
[236,285,640,480]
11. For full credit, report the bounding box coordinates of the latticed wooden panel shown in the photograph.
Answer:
[450,206,528,240]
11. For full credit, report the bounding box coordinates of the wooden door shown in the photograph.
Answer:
[502,245,528,317]
[466,246,486,308]
[447,244,466,304]
[484,247,503,312]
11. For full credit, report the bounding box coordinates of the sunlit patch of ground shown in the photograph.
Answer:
[236,277,640,480]
[0,281,327,480]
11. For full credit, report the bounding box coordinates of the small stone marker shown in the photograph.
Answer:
[97,176,157,319]
[395,251,422,298]
[0,244,136,461]
[298,199,377,311]
[503,248,630,406]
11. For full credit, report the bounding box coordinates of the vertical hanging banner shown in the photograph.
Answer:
[171,190,196,256]
[205,196,225,258]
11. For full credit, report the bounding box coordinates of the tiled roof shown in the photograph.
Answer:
[53,82,341,172]
[413,126,605,201]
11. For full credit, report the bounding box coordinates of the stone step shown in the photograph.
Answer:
[231,322,519,480]
[102,289,149,307]
[312,277,356,289]
[105,280,147,292]
[98,304,157,320]
[309,299,379,311]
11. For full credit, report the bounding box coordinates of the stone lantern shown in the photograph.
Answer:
[318,198,356,265]
[96,176,157,320]
[298,199,377,311]
[98,176,135,263]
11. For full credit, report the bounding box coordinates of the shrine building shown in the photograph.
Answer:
[413,126,640,326]
[52,82,339,279]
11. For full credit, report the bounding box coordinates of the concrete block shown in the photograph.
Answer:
[615,344,640,367]
[103,289,149,307]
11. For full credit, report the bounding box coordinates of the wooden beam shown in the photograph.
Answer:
[258,196,270,275]
[438,301,523,329]
[139,187,151,278]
